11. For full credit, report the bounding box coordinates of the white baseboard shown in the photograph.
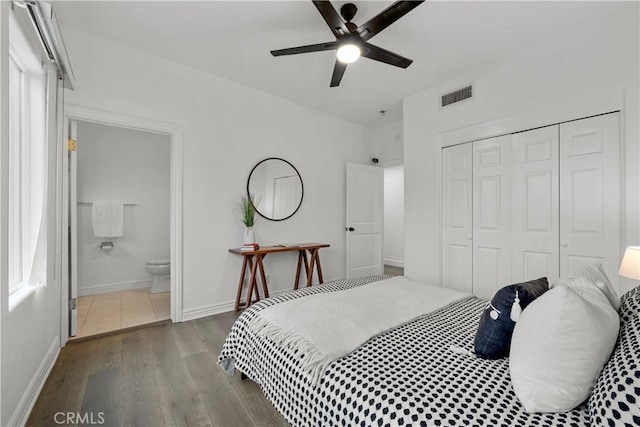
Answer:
[180,288,291,322]
[78,279,152,296]
[9,336,60,427]
[384,259,405,268]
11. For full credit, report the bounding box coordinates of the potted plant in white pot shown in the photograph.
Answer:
[238,194,259,244]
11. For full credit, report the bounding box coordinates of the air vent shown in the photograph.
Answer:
[441,85,472,108]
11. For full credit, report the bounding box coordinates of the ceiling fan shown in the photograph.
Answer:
[270,1,425,87]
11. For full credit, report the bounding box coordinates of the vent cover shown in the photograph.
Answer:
[441,85,472,107]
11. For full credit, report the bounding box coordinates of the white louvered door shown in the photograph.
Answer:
[441,143,473,293]
[511,125,560,282]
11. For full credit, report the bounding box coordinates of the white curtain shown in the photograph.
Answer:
[26,63,59,287]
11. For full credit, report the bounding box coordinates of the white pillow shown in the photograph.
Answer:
[551,263,621,310]
[510,278,620,413]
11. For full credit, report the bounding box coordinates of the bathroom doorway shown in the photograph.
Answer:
[61,107,183,342]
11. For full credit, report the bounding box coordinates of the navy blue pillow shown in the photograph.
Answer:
[474,278,549,359]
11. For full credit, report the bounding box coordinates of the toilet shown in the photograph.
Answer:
[145,259,171,293]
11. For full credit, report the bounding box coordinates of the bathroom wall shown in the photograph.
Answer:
[76,121,171,295]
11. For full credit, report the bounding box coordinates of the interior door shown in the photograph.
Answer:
[472,135,512,299]
[69,120,78,336]
[441,143,473,293]
[511,125,560,282]
[559,112,620,288]
[346,163,383,278]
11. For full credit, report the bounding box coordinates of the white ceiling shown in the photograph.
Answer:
[53,1,623,126]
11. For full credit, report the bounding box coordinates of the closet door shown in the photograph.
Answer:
[511,126,559,282]
[442,143,473,293]
[473,135,512,299]
[560,113,620,286]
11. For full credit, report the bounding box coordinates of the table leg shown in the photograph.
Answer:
[247,256,260,308]
[235,256,249,312]
[302,251,309,280]
[314,249,325,284]
[257,254,269,298]
[307,249,316,287]
[294,251,304,290]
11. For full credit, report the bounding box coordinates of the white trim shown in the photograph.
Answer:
[383,259,404,268]
[68,120,77,336]
[8,335,59,427]
[181,289,292,322]
[59,105,183,346]
[77,279,152,297]
[181,301,235,322]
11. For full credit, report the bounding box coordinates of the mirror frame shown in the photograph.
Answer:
[247,157,304,221]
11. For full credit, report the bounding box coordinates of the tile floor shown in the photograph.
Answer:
[74,288,170,339]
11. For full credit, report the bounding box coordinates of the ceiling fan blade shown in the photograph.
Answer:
[357,1,425,42]
[312,1,349,38]
[330,60,347,87]
[362,43,413,68]
[271,41,337,57]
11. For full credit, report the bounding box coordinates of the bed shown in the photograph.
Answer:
[218,275,637,427]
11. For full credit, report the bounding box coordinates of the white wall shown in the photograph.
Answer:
[76,121,170,295]
[61,27,371,317]
[368,119,403,165]
[403,2,639,293]
[384,166,404,267]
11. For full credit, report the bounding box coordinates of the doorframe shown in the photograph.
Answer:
[59,105,183,345]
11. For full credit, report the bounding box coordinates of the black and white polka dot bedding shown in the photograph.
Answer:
[589,286,640,427]
[218,275,589,426]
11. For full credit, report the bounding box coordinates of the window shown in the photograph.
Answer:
[8,49,25,293]
[8,7,48,298]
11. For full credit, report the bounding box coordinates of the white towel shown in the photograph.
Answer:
[92,201,124,237]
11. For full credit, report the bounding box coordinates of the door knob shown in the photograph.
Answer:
[346,227,355,232]
[560,241,568,247]
[467,234,473,240]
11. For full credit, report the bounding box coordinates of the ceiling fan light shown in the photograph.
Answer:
[336,43,361,64]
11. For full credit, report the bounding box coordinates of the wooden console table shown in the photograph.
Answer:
[229,243,330,312]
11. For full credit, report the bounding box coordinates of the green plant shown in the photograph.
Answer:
[238,194,259,227]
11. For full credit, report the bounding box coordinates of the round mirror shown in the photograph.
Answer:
[247,158,304,221]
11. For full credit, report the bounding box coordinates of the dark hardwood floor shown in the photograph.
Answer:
[384,264,404,276]
[27,312,290,427]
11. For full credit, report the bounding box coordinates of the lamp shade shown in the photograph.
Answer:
[619,246,640,280]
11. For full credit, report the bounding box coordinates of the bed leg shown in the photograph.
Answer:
[240,372,247,380]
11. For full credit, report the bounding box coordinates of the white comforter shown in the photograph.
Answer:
[248,276,468,385]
